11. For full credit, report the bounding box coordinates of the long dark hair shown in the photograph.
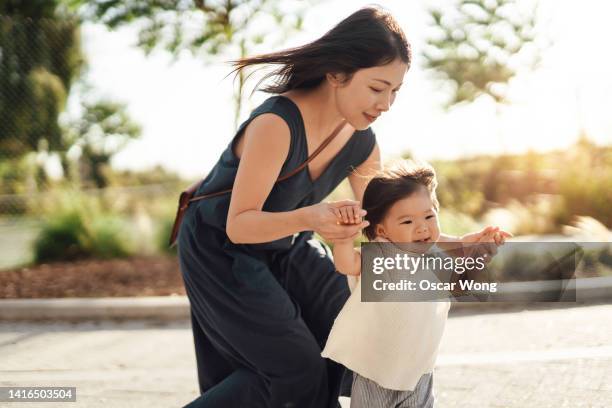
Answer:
[362,162,440,241]
[231,6,411,94]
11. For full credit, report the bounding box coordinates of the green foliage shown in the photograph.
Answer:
[555,137,612,227]
[155,213,178,255]
[71,0,309,127]
[86,214,132,258]
[324,137,612,237]
[0,157,29,196]
[0,154,61,214]
[73,0,306,58]
[1,3,142,193]
[423,0,541,107]
[33,210,88,262]
[432,138,612,234]
[484,196,565,236]
[0,3,84,158]
[104,165,183,187]
[435,159,491,217]
[32,189,133,262]
[62,99,142,188]
[34,210,131,262]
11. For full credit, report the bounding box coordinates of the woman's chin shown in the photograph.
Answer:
[348,119,371,131]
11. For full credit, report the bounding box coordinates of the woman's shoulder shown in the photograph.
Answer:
[238,95,302,139]
[250,95,300,123]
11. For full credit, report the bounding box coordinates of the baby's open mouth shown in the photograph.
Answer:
[413,237,431,243]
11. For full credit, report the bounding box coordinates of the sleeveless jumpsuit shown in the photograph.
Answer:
[177,95,376,408]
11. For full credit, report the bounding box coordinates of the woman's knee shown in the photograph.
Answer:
[269,353,327,406]
[274,345,327,394]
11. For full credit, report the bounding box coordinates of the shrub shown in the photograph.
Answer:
[32,190,134,263]
[86,215,132,259]
[33,210,89,262]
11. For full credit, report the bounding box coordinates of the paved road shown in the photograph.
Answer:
[1,304,611,407]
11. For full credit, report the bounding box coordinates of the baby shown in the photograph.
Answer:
[322,161,510,408]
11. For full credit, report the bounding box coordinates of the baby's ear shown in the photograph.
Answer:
[375,224,386,238]
[374,224,385,237]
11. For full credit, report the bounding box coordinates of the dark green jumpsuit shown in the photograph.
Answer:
[178,95,376,407]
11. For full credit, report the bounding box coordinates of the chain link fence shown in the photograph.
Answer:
[1,14,185,269]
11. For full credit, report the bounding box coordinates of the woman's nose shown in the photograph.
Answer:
[376,100,390,112]
[376,93,392,112]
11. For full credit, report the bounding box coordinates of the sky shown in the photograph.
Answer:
[73,0,612,179]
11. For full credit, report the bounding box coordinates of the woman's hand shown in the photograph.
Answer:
[304,200,369,241]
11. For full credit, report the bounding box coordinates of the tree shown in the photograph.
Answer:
[1,1,143,192]
[63,99,141,188]
[422,0,541,108]
[71,0,307,127]
[0,0,84,158]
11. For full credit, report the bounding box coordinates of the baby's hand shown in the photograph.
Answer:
[331,203,365,225]
[461,226,512,260]
[491,230,511,246]
[462,226,512,246]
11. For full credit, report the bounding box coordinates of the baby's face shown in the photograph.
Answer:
[375,188,440,243]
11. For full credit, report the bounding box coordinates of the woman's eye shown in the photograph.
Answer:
[369,87,383,93]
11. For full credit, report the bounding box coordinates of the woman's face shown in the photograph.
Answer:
[375,188,441,243]
[330,58,408,130]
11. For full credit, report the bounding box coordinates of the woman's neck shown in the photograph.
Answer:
[283,84,345,143]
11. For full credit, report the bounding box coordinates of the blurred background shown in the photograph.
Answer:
[1,0,611,294]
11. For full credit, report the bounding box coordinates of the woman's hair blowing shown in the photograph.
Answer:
[231,6,411,94]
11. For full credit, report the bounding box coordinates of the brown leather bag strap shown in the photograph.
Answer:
[188,119,347,204]
[169,119,347,246]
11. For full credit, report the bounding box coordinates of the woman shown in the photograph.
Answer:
[178,7,410,407]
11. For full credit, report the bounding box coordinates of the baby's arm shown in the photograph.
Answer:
[458,226,512,260]
[332,240,361,276]
[330,203,364,277]
[460,226,512,245]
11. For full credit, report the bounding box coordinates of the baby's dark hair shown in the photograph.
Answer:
[362,161,439,240]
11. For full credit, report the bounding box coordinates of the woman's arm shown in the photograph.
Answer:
[226,114,307,243]
[348,143,382,203]
[332,241,361,276]
[226,114,369,244]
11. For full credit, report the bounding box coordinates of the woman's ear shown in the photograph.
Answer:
[326,72,349,88]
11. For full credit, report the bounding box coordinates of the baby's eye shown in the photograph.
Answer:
[401,220,412,225]
[426,215,435,220]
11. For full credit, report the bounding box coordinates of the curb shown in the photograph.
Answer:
[0,296,190,321]
[1,277,611,321]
